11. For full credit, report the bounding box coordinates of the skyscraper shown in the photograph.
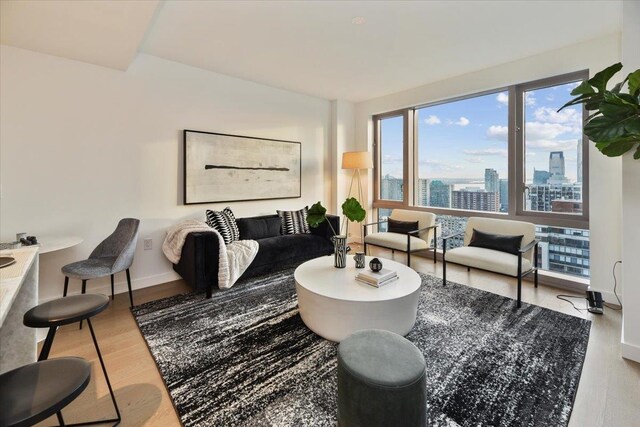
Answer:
[533,169,551,185]
[452,190,499,211]
[429,180,451,208]
[499,179,508,212]
[549,151,565,177]
[577,139,583,183]
[484,168,499,193]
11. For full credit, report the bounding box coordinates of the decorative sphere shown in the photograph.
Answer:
[369,257,383,272]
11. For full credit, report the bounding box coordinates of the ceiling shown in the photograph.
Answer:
[1,1,623,102]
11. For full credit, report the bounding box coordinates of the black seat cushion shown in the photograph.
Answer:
[24,294,109,328]
[251,234,334,269]
[0,357,91,427]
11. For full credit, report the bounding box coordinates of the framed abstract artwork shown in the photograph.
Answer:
[183,130,301,204]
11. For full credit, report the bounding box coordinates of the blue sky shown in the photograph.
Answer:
[381,81,582,182]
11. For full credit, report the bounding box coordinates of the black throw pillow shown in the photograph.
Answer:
[468,229,523,255]
[387,219,419,235]
[237,216,282,240]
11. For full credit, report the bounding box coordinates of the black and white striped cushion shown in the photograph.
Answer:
[205,207,240,244]
[277,207,311,235]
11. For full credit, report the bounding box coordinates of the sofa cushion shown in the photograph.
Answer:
[445,246,532,277]
[387,219,419,235]
[252,234,333,268]
[205,207,240,244]
[237,215,281,240]
[469,229,523,255]
[364,232,429,252]
[277,207,311,235]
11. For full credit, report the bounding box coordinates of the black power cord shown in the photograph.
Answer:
[603,260,623,311]
[556,294,589,313]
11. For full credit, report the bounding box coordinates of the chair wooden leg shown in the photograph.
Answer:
[63,276,69,297]
[126,269,134,307]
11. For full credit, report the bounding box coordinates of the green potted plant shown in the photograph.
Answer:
[307,198,366,268]
[558,63,640,159]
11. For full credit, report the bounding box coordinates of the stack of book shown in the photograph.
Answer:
[356,268,398,288]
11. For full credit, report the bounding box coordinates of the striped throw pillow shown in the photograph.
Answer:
[277,207,311,235]
[205,207,240,244]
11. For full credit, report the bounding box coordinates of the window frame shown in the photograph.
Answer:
[372,70,589,231]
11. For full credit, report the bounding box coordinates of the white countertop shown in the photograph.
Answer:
[0,246,39,327]
[294,255,421,303]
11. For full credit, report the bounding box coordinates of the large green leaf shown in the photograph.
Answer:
[628,69,640,96]
[557,93,598,112]
[341,197,366,223]
[307,201,327,228]
[584,115,633,142]
[587,62,623,92]
[596,140,636,157]
[570,80,595,96]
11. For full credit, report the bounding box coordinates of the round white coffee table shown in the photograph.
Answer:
[294,256,422,342]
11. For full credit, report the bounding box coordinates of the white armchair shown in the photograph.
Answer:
[442,217,539,308]
[363,209,438,267]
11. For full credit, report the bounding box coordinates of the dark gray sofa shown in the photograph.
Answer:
[173,214,339,298]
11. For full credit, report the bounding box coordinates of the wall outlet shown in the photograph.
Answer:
[143,238,152,250]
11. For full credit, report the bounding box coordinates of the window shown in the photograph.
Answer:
[378,114,405,202]
[415,91,509,212]
[373,71,589,281]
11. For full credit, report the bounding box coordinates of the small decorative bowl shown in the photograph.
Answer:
[369,257,383,272]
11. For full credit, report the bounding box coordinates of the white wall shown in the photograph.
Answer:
[0,45,331,302]
[621,0,640,363]
[354,34,623,298]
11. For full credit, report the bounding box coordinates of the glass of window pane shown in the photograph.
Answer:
[416,92,509,213]
[379,116,404,201]
[523,82,584,215]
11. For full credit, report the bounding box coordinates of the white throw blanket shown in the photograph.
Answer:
[162,219,259,289]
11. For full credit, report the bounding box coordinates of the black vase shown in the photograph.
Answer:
[369,257,383,272]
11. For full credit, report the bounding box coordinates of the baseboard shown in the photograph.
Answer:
[621,328,640,363]
[35,270,181,342]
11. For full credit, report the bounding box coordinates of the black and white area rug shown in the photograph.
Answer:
[132,267,591,427]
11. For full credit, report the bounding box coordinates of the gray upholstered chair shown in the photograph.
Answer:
[62,218,140,307]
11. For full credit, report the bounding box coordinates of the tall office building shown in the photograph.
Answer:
[429,180,451,208]
[452,190,499,212]
[577,139,583,183]
[549,151,565,177]
[380,175,403,201]
[499,179,508,212]
[484,168,499,193]
[536,225,590,278]
[533,169,552,185]
[528,184,582,212]
[417,178,429,206]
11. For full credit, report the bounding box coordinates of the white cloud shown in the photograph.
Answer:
[525,91,536,106]
[486,125,508,141]
[525,138,578,151]
[526,122,574,140]
[455,116,470,127]
[425,115,441,125]
[496,92,509,106]
[533,107,581,132]
[466,157,485,164]
[526,152,536,156]
[463,148,508,157]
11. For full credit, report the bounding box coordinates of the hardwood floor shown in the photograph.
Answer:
[37,247,639,426]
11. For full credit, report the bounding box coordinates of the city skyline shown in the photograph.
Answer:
[380,81,583,182]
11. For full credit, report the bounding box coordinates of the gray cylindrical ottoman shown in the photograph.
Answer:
[337,329,427,427]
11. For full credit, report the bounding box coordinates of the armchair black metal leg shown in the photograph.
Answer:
[110,275,115,301]
[79,280,87,330]
[87,318,122,425]
[517,254,523,308]
[63,276,69,297]
[534,243,539,288]
[467,267,471,272]
[38,326,58,361]
[126,269,134,307]
[207,285,212,299]
[56,411,65,426]
[364,243,367,255]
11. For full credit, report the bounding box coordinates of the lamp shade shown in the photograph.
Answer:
[342,151,373,169]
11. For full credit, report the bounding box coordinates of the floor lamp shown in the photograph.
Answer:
[342,151,373,242]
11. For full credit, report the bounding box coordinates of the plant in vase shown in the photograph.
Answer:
[307,198,366,268]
